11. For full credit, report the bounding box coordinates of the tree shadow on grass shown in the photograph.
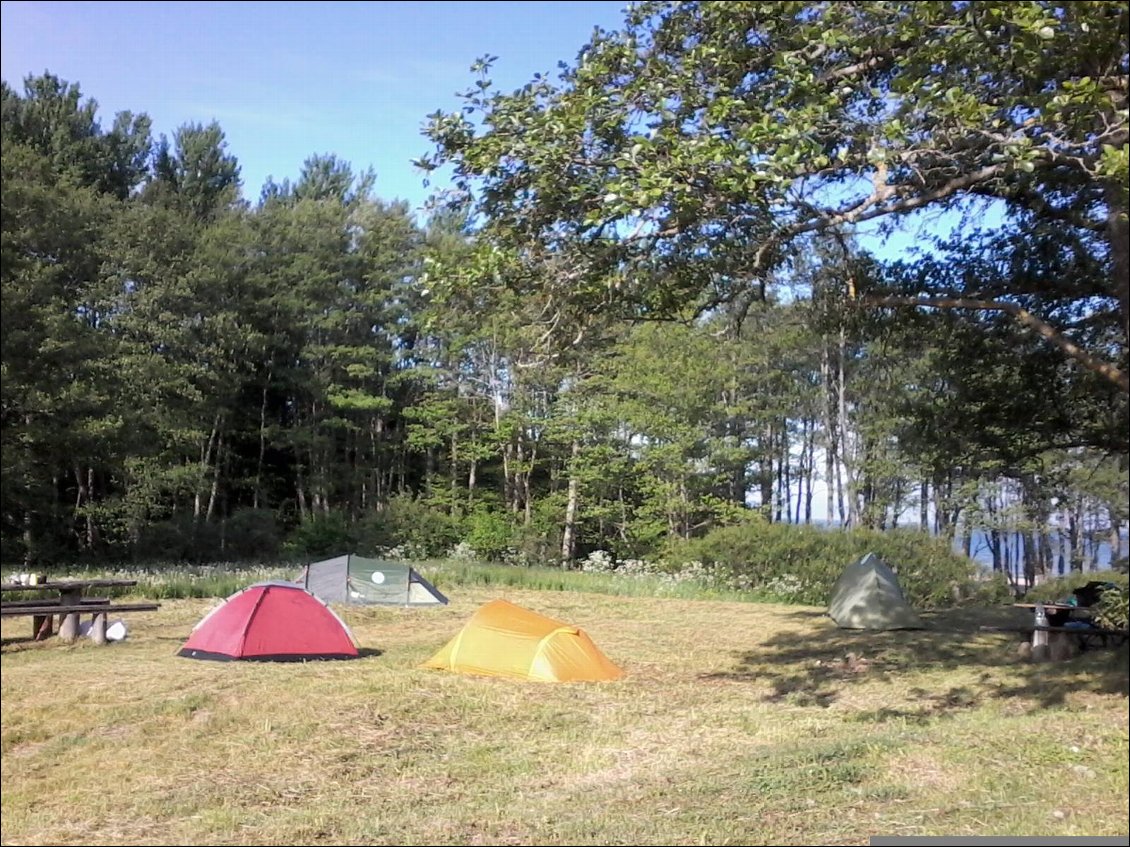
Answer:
[702,605,1128,715]
[0,635,44,650]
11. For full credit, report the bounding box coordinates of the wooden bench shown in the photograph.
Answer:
[980,623,1129,661]
[1,602,161,644]
[1,597,115,609]
[1033,624,1129,652]
[0,597,117,640]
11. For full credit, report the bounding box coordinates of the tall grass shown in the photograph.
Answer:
[5,560,773,603]
[2,562,296,600]
[420,560,769,602]
[13,556,1118,610]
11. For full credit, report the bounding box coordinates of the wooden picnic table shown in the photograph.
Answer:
[1010,602,1125,658]
[0,579,157,643]
[1012,602,1090,628]
[0,578,141,594]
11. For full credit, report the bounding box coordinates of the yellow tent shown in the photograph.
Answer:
[423,599,624,682]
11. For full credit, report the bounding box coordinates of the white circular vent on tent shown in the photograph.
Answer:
[371,571,386,584]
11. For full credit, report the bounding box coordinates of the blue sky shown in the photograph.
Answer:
[1,0,998,255]
[1,0,628,212]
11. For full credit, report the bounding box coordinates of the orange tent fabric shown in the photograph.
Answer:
[423,599,624,682]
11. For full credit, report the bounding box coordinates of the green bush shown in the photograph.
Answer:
[134,515,223,563]
[283,512,355,558]
[1093,585,1130,631]
[1021,571,1129,605]
[963,571,1016,606]
[463,509,515,562]
[665,521,977,608]
[354,495,464,557]
[504,494,567,567]
[220,508,281,560]
[134,510,282,563]
[508,520,558,567]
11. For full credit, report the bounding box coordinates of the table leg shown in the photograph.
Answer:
[90,612,107,645]
[58,587,82,642]
[1030,624,1051,662]
[32,614,53,640]
[1049,631,1074,661]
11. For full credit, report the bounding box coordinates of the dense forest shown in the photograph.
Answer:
[2,1,1127,586]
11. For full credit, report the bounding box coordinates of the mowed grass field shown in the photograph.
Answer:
[2,587,1127,845]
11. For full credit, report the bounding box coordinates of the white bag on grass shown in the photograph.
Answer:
[80,618,128,641]
[106,619,128,641]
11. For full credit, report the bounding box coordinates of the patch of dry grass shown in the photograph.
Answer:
[2,589,1127,845]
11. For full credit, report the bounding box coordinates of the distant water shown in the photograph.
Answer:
[802,518,1125,577]
[961,528,1127,577]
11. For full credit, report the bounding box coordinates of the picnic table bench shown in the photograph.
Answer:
[0,579,160,644]
[989,601,1129,661]
[1029,624,1129,652]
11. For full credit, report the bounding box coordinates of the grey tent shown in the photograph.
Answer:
[827,552,924,630]
[294,554,448,606]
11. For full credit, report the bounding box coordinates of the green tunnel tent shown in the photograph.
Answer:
[294,554,448,606]
[827,552,925,630]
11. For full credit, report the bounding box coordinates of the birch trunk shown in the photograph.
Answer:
[561,440,580,566]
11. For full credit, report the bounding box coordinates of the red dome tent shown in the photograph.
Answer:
[178,582,359,661]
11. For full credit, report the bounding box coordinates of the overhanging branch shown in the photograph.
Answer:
[862,294,1130,394]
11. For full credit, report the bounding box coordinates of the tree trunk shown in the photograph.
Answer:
[794,419,804,524]
[425,446,436,495]
[450,435,459,517]
[1037,530,1053,581]
[803,419,815,524]
[296,465,309,523]
[775,424,786,523]
[23,506,34,569]
[821,343,836,526]
[253,380,270,510]
[205,432,223,522]
[890,479,903,529]
[74,462,88,549]
[1022,531,1037,593]
[1106,180,1129,356]
[86,467,96,548]
[1068,506,1083,572]
[195,412,222,521]
[837,323,858,527]
[512,438,525,514]
[561,440,580,566]
[523,438,537,525]
[618,486,629,542]
[504,438,516,512]
[987,493,1002,573]
[759,422,774,520]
